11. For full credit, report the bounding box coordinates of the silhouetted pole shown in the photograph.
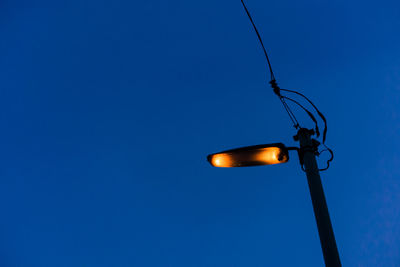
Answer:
[295,128,341,267]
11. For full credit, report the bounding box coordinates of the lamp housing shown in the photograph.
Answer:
[207,143,289,167]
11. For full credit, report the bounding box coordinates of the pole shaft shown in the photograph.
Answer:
[297,129,341,267]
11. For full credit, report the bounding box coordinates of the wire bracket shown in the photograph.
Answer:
[270,79,281,96]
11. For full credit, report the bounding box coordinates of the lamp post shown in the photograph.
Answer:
[295,128,341,267]
[207,128,341,267]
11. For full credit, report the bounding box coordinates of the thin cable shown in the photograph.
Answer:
[240,0,275,80]
[281,88,328,143]
[282,96,320,137]
[280,98,296,125]
[280,97,300,128]
[280,99,295,123]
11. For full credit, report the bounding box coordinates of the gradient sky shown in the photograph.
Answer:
[1,0,400,266]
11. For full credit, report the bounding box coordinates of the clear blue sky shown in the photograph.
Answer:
[1,0,400,266]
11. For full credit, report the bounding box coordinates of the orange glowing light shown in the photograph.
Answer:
[207,143,289,167]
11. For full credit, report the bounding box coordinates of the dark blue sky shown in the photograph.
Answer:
[1,0,400,266]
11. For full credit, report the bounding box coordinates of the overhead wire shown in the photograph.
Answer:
[239,0,333,169]
[240,0,300,129]
[280,88,328,143]
[240,0,275,81]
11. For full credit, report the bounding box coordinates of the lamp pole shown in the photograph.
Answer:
[294,128,341,267]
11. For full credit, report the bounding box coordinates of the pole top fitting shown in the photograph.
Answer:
[293,128,315,141]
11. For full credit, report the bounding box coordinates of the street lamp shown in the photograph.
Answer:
[207,129,341,267]
[206,1,342,265]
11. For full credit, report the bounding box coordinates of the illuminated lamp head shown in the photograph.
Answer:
[207,143,289,167]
